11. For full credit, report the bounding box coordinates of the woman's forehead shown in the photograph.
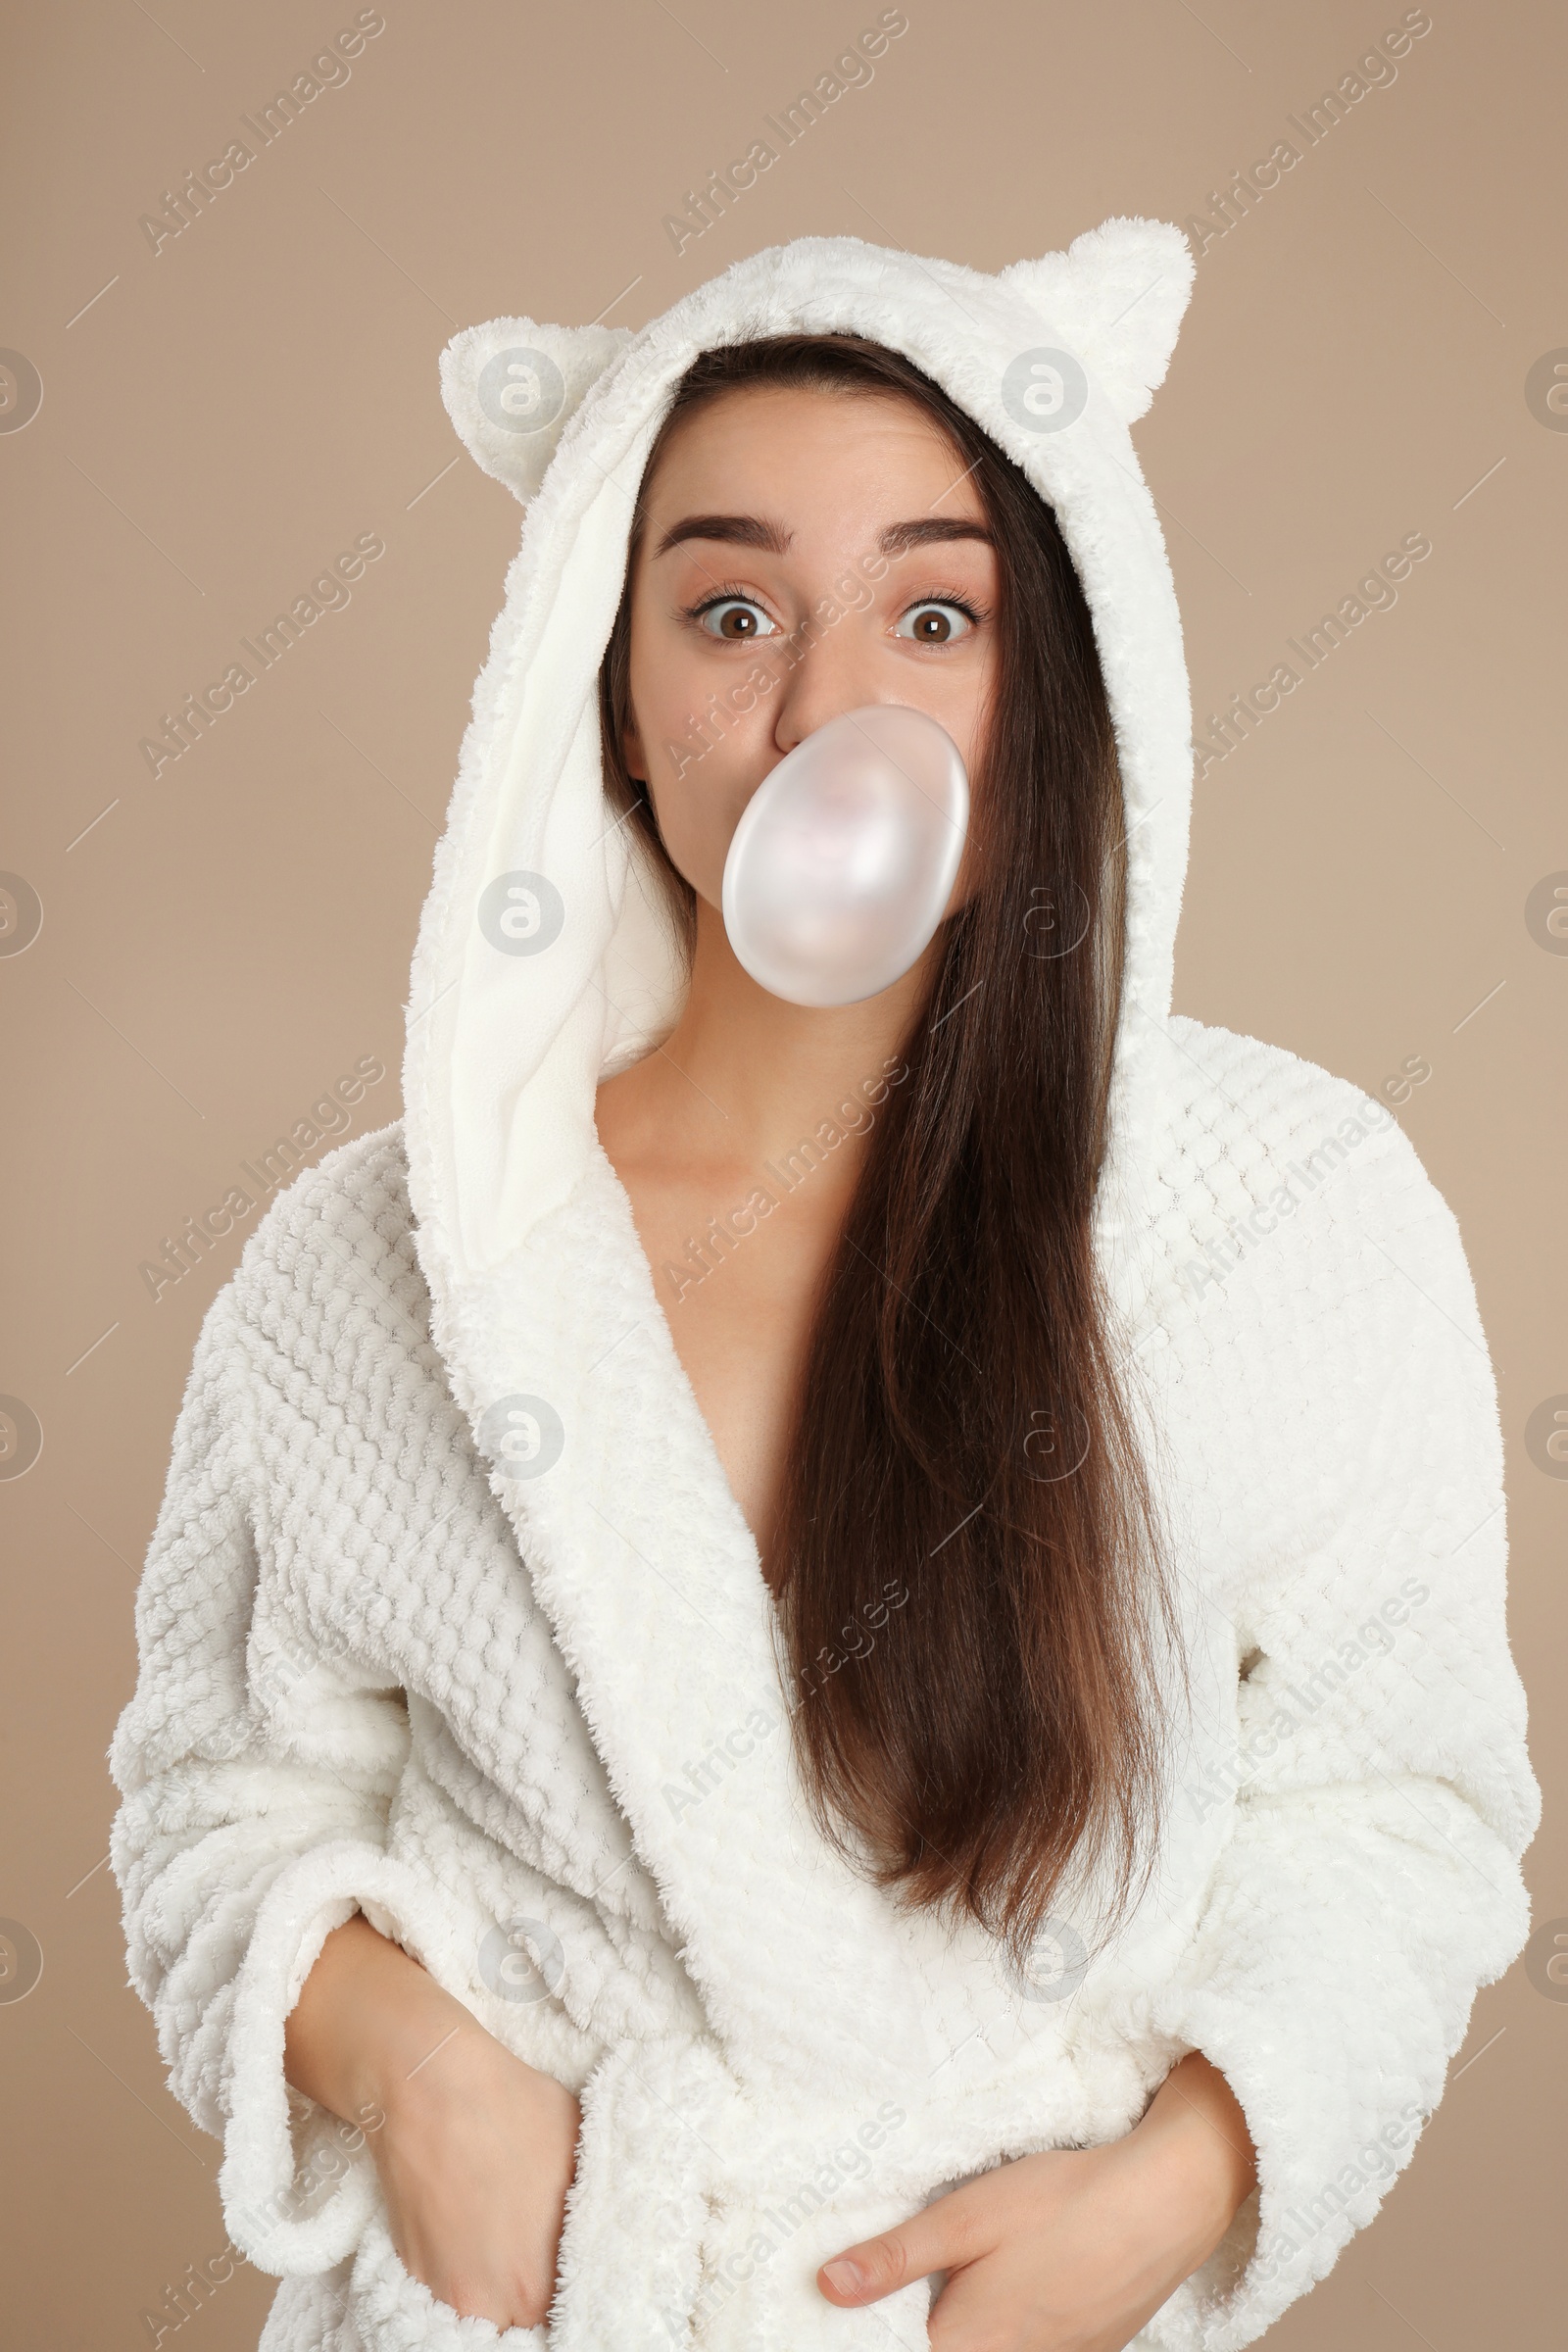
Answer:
[636,390,988,569]
[646,382,977,508]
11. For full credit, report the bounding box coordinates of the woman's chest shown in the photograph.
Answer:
[609,1160,851,1581]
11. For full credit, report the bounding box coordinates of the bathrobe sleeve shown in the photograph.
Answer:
[108,1273,441,2278]
[1140,1115,1540,2352]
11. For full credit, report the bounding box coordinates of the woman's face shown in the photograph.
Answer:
[621,385,1000,914]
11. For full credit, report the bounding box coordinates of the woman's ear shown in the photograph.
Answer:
[621,710,647,786]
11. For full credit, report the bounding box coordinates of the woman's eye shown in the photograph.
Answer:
[894,601,974,645]
[696,597,777,641]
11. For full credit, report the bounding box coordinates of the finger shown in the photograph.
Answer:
[817,2196,983,2307]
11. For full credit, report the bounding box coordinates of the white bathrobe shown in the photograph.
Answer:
[109,219,1540,2352]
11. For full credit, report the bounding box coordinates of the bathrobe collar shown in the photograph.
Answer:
[401,223,1197,2098]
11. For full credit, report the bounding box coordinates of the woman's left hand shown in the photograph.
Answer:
[815,2051,1257,2352]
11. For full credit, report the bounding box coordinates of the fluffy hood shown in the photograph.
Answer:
[403,218,1197,1301]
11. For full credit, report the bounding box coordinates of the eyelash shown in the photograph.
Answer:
[684,581,778,633]
[908,591,987,627]
[682,585,991,635]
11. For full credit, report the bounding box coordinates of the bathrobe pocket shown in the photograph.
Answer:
[692,2176,936,2351]
[338,2212,549,2351]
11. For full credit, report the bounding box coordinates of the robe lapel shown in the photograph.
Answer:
[435,1139,932,2105]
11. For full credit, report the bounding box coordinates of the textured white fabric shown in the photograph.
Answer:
[109,220,1539,2352]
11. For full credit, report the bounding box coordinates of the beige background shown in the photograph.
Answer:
[2,1,1562,2343]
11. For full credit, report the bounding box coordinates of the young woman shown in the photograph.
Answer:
[111,223,1538,2352]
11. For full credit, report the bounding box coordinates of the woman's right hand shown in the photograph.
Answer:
[283,1912,581,2329]
[372,2023,582,2328]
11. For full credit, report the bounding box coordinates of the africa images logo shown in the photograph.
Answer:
[476,351,565,437]
[476,1396,565,1483]
[1001,349,1089,435]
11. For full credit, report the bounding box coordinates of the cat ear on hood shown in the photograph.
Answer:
[999,216,1195,425]
[438,318,632,503]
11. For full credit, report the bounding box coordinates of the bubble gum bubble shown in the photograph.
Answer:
[720,706,968,1008]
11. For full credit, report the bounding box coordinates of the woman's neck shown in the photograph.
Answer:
[598,897,936,1188]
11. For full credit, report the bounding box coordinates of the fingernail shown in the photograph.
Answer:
[822,2259,863,2296]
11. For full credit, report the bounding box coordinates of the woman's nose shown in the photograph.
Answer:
[769,611,887,753]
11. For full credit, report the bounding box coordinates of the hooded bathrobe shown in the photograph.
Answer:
[109,219,1540,2352]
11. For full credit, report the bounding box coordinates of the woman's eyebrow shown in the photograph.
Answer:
[879,518,993,555]
[651,514,994,561]
[653,514,791,558]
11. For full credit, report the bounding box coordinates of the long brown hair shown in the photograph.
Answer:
[598,336,1182,1972]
